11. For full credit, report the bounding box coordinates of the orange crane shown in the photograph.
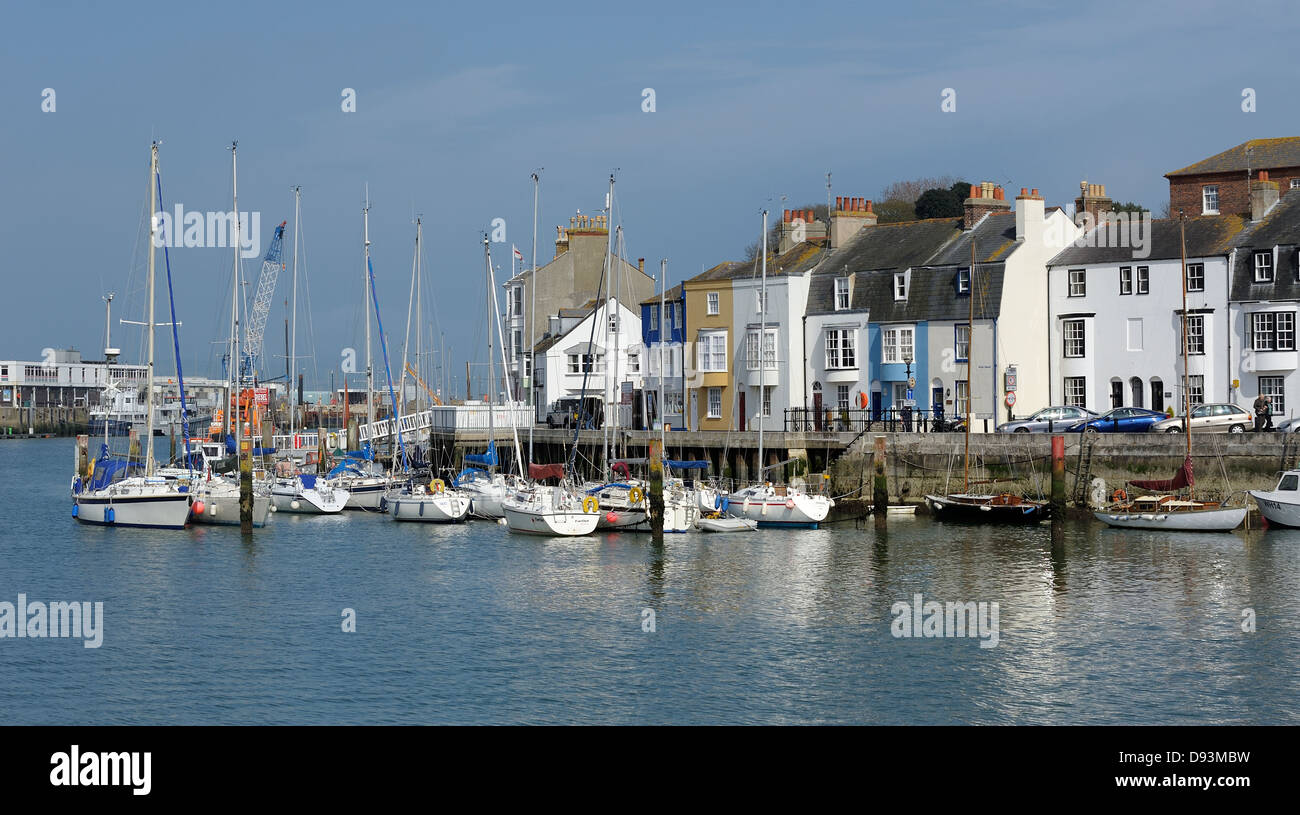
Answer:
[404,362,443,406]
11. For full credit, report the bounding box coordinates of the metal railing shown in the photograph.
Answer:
[783,407,964,433]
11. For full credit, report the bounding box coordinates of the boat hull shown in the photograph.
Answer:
[925,494,1051,523]
[1249,490,1300,528]
[191,488,272,527]
[502,503,599,536]
[387,491,471,523]
[725,492,833,528]
[1094,506,1246,531]
[271,484,349,514]
[696,516,757,533]
[74,492,192,529]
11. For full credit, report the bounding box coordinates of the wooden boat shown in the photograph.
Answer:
[925,492,1050,523]
[1094,494,1245,531]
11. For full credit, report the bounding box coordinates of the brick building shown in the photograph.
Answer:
[1166,137,1300,217]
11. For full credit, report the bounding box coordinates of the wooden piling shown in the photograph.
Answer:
[649,438,664,542]
[872,435,888,514]
[239,437,253,534]
[1050,435,1066,514]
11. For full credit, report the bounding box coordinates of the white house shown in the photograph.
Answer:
[532,297,644,423]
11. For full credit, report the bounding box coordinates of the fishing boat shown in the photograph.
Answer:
[1093,214,1244,532]
[723,210,834,529]
[1249,471,1300,527]
[925,234,1050,523]
[72,143,193,529]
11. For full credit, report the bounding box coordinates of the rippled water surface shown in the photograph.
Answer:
[2,439,1296,724]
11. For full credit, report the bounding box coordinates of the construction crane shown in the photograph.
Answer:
[242,220,288,380]
[404,361,444,406]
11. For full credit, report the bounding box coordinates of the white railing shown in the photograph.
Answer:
[358,402,532,442]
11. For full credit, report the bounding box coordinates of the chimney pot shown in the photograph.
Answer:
[865,199,873,213]
[1031,188,1039,197]
[1020,187,1028,197]
[835,196,843,210]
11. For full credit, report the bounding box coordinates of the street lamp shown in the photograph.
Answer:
[902,350,914,430]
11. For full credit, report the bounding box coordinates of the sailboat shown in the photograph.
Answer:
[926,235,1051,522]
[72,142,193,529]
[1094,213,1246,532]
[456,236,529,518]
[386,218,470,523]
[725,209,833,528]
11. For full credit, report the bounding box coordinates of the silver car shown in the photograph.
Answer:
[1148,403,1252,433]
[996,405,1098,433]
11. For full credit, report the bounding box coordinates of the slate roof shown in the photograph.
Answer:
[1166,137,1300,177]
[638,283,683,306]
[1229,188,1300,301]
[1047,215,1245,266]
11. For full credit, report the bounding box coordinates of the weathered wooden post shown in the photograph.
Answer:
[872,435,889,514]
[1050,435,1066,514]
[128,428,140,464]
[317,430,328,475]
[347,417,359,451]
[240,437,253,533]
[649,438,664,541]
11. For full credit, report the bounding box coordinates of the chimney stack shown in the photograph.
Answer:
[554,225,569,258]
[1015,186,1045,245]
[963,181,1011,229]
[1251,170,1280,221]
[777,207,829,254]
[1073,181,1113,226]
[638,258,645,275]
[831,196,878,248]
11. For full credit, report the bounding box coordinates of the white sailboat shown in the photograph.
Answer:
[73,143,193,529]
[725,209,832,529]
[1095,213,1245,532]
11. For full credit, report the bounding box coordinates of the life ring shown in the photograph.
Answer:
[857,391,868,409]
[582,495,599,513]
[785,497,796,510]
[1112,489,1128,504]
[629,486,644,504]
[431,478,445,494]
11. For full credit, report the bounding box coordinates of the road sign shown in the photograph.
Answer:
[908,376,916,389]
[1005,367,1018,392]
[1005,392,1016,407]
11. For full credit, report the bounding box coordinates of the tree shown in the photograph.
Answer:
[874,199,916,224]
[914,188,962,219]
[878,175,961,205]
[950,181,971,201]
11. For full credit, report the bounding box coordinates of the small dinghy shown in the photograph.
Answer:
[695,514,757,533]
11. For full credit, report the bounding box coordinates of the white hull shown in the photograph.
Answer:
[387,490,471,522]
[1250,490,1300,528]
[191,484,272,527]
[271,480,350,514]
[726,487,833,528]
[502,487,600,536]
[330,477,390,511]
[74,482,192,529]
[1094,506,1246,531]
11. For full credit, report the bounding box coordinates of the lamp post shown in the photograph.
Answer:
[902,351,914,431]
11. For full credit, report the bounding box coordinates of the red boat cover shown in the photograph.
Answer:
[611,461,632,479]
[528,463,565,481]
[1129,456,1194,491]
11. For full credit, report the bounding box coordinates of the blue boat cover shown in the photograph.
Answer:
[464,440,498,467]
[299,474,318,490]
[666,460,709,470]
[586,482,632,495]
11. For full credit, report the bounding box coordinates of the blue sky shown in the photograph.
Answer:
[3,0,1296,394]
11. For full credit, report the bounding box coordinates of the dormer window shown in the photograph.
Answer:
[834,277,850,310]
[894,272,908,301]
[1255,251,1274,283]
[956,268,971,294]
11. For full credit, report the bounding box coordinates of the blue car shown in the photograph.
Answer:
[1065,407,1167,433]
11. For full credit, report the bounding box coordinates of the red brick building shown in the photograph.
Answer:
[1166,137,1300,217]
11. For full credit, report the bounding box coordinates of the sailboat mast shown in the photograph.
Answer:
[660,259,667,454]
[484,236,496,460]
[144,142,158,474]
[602,173,615,474]
[758,209,767,479]
[487,244,525,477]
[290,186,300,438]
[529,171,540,466]
[364,189,374,433]
[1179,211,1191,463]
[230,141,243,469]
[965,237,974,493]
[416,218,423,415]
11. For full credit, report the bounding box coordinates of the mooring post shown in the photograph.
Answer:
[1050,435,1065,514]
[872,435,888,514]
[347,417,359,451]
[317,431,328,475]
[240,437,253,534]
[649,438,665,542]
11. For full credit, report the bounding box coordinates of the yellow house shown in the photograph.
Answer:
[683,264,738,431]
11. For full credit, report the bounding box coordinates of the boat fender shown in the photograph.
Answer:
[105,507,115,524]
[380,497,389,512]
[761,500,768,517]
[192,500,205,517]
[210,502,218,516]
[1022,505,1034,515]
[785,497,795,510]
[582,496,599,514]
[290,500,301,510]
[715,493,722,510]
[720,497,729,513]
[419,502,424,517]
[71,503,78,518]
[432,478,445,494]
[1155,514,1167,520]
[629,486,644,505]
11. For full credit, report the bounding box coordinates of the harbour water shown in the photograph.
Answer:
[2,438,1297,724]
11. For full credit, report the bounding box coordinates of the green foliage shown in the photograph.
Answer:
[950,181,972,201]
[875,198,916,224]
[1110,201,1148,214]
[915,188,962,219]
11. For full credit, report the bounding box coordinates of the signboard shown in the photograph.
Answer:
[1005,366,1018,392]
[907,376,916,389]
[1005,392,1016,407]
[254,388,270,406]
[620,381,633,405]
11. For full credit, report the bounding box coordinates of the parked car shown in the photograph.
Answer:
[1275,416,1299,433]
[545,397,603,429]
[996,406,1098,433]
[1065,407,1166,433]
[1148,403,1253,433]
